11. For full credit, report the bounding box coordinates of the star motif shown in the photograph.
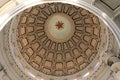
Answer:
[56,21,64,30]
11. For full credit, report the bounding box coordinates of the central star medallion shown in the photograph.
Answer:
[56,21,64,30]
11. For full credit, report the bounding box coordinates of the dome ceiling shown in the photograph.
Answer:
[17,3,101,76]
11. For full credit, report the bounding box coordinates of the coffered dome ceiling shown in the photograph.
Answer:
[16,2,101,76]
[1,0,120,80]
